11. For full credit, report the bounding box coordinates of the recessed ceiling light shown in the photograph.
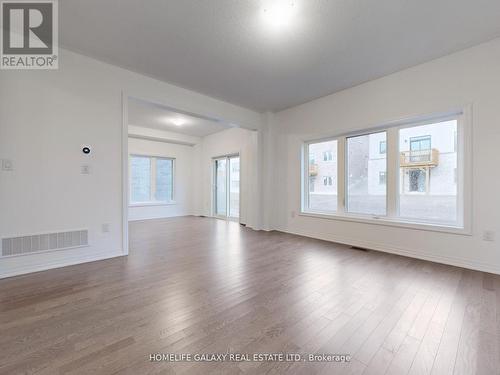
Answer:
[171,118,185,127]
[261,1,297,33]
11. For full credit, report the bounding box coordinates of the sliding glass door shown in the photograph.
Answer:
[214,155,240,220]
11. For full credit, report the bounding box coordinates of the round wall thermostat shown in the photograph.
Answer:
[82,146,91,155]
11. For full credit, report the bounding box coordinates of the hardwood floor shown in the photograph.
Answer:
[1,216,499,374]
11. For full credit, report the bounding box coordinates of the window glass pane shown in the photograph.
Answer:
[131,156,151,202]
[379,141,387,154]
[399,120,457,223]
[215,159,227,216]
[229,157,240,218]
[155,159,173,201]
[379,171,386,185]
[307,140,337,212]
[346,132,387,215]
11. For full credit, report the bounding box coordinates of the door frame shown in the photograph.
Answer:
[212,154,241,222]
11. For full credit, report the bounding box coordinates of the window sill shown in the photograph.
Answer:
[299,211,471,236]
[129,201,177,207]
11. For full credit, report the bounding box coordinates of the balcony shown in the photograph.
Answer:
[309,164,318,176]
[400,149,439,168]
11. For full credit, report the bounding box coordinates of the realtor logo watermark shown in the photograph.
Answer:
[1,0,58,69]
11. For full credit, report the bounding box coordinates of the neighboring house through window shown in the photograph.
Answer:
[323,150,334,161]
[379,171,386,185]
[379,141,386,154]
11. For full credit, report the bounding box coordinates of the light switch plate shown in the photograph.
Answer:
[2,159,13,171]
[483,230,496,242]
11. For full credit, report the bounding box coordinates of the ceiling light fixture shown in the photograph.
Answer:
[261,0,297,33]
[171,118,185,127]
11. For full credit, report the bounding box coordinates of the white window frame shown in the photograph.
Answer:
[301,108,472,235]
[129,154,176,207]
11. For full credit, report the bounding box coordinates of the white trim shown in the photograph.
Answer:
[386,128,398,217]
[128,214,193,222]
[298,212,471,235]
[129,152,176,159]
[337,139,346,213]
[122,91,129,256]
[459,105,473,235]
[128,134,197,147]
[0,250,125,280]
[278,228,499,275]
[129,201,177,207]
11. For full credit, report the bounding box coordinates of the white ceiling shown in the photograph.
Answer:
[128,97,231,137]
[60,0,500,112]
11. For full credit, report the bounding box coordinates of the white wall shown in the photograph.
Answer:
[128,137,195,221]
[0,47,262,278]
[271,38,500,274]
[128,124,200,146]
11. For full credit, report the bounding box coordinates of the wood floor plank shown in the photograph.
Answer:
[385,334,421,375]
[430,270,476,375]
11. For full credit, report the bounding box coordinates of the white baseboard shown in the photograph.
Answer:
[278,227,500,275]
[128,214,192,222]
[0,250,125,279]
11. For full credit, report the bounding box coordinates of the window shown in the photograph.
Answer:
[410,135,431,151]
[346,132,387,216]
[379,171,386,185]
[301,110,469,232]
[305,140,338,212]
[399,120,457,223]
[408,169,426,192]
[155,158,174,201]
[323,150,334,161]
[130,156,151,203]
[130,155,174,204]
[379,141,387,154]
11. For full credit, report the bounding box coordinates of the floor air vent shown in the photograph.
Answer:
[1,230,88,257]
